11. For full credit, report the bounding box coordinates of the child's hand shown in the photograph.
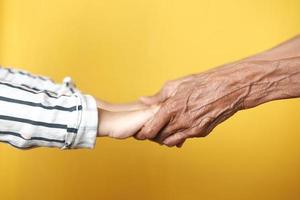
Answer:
[97,103,159,139]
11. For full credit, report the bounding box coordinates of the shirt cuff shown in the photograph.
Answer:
[71,94,98,149]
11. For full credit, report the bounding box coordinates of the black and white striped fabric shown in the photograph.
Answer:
[0,66,98,149]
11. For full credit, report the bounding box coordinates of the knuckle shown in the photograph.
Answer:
[164,100,179,114]
[163,81,171,89]
[147,132,157,139]
[143,127,154,137]
[137,127,154,140]
[145,125,161,139]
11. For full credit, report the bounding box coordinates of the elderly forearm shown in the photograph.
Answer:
[243,34,300,62]
[217,34,300,109]
[238,57,300,109]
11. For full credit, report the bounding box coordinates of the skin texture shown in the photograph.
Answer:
[136,35,300,147]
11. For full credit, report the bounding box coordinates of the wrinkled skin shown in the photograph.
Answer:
[136,64,249,147]
[135,34,300,147]
[137,58,300,147]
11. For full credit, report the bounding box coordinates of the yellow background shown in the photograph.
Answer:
[0,0,300,199]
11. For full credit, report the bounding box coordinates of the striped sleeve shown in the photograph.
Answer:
[0,68,98,149]
[0,66,75,96]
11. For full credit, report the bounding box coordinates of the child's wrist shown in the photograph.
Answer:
[97,107,109,137]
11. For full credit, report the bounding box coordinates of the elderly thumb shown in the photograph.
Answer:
[139,95,161,105]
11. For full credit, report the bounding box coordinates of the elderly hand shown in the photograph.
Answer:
[135,63,248,147]
[136,56,300,147]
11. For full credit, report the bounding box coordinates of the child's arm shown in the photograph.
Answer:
[0,66,156,149]
[97,105,159,139]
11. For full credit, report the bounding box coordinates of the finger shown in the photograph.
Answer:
[139,95,162,105]
[153,121,181,143]
[162,126,204,147]
[135,106,171,140]
[154,105,211,143]
[162,121,209,147]
[176,139,186,148]
[163,132,188,147]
